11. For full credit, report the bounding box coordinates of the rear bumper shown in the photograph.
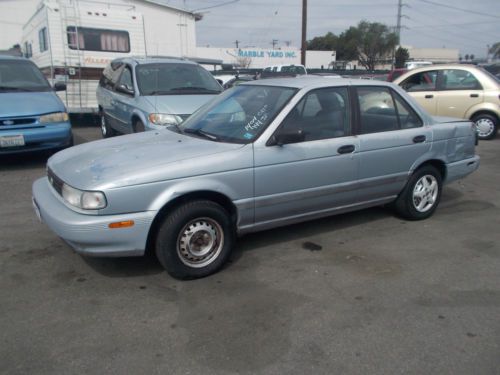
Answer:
[445,155,480,184]
[0,122,72,154]
[32,177,156,257]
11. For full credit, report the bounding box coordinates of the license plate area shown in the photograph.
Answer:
[0,135,25,148]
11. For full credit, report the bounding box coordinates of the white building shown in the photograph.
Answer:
[196,47,335,70]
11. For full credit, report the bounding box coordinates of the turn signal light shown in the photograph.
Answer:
[108,220,135,229]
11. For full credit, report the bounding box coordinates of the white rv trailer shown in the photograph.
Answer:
[22,0,199,113]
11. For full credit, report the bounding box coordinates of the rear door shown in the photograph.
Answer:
[436,69,484,119]
[355,86,432,200]
[98,62,124,130]
[399,69,439,115]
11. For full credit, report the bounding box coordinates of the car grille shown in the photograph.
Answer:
[0,117,37,126]
[47,168,64,196]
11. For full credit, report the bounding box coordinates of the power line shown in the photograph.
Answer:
[414,0,500,19]
[191,0,240,12]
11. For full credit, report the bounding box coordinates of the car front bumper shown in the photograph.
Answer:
[32,177,156,257]
[0,122,72,154]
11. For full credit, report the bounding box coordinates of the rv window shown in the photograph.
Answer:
[67,27,130,53]
[24,42,32,58]
[39,28,48,52]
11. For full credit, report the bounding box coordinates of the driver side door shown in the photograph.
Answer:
[253,87,360,226]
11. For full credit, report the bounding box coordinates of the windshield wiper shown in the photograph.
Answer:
[170,87,221,93]
[167,123,183,134]
[183,128,219,141]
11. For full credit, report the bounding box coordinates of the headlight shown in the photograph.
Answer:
[148,113,182,126]
[62,183,107,210]
[40,112,69,123]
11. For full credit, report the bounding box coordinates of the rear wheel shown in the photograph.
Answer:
[473,113,497,140]
[155,200,235,279]
[100,112,116,138]
[394,165,442,220]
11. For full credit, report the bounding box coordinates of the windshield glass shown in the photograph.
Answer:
[136,63,223,95]
[0,60,51,92]
[179,84,297,144]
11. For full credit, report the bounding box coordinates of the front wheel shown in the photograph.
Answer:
[100,112,116,138]
[134,119,146,133]
[394,165,442,220]
[473,113,498,140]
[155,200,235,279]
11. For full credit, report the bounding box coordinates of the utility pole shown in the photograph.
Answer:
[396,0,403,44]
[301,0,307,65]
[234,40,240,49]
[271,39,279,49]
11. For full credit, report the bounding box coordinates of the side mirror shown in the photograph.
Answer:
[267,129,305,146]
[54,82,66,91]
[116,84,135,96]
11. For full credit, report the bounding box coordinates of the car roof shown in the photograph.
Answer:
[0,55,28,61]
[242,76,394,89]
[112,56,197,66]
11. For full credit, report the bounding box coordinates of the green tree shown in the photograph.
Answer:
[307,32,338,51]
[395,47,410,69]
[464,54,470,61]
[354,21,398,70]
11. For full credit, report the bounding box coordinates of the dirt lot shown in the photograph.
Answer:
[1,123,499,374]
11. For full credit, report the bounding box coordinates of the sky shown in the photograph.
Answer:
[162,0,500,58]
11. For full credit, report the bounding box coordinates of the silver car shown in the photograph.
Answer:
[96,57,222,137]
[33,77,480,279]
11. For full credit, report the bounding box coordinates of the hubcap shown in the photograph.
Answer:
[475,118,494,138]
[177,217,224,268]
[412,175,438,213]
[100,115,107,136]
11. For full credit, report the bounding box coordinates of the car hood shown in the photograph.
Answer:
[0,91,64,118]
[143,94,217,116]
[48,130,245,190]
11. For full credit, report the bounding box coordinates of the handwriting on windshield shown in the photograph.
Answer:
[245,104,268,132]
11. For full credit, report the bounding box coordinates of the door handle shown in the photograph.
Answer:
[424,94,434,99]
[413,135,426,143]
[470,93,479,98]
[338,144,355,154]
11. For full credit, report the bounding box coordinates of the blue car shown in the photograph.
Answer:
[0,56,72,154]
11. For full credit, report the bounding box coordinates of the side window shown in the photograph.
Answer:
[392,92,423,129]
[280,87,350,141]
[117,66,133,91]
[441,69,482,90]
[99,62,123,90]
[39,28,48,52]
[358,87,398,133]
[400,70,438,92]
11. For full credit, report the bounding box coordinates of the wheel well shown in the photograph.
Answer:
[131,115,141,128]
[416,159,446,181]
[144,191,237,256]
[470,110,499,123]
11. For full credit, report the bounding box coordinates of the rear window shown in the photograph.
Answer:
[67,26,130,53]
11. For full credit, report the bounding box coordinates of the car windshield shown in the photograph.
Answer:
[136,63,223,95]
[0,60,51,92]
[178,85,298,144]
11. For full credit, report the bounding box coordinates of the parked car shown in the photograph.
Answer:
[405,61,433,70]
[96,57,223,138]
[0,56,72,154]
[387,68,408,82]
[394,64,500,140]
[263,64,307,75]
[33,77,479,279]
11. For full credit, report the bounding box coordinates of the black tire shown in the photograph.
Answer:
[155,200,235,279]
[472,113,498,140]
[100,112,116,138]
[394,165,442,220]
[134,119,146,133]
